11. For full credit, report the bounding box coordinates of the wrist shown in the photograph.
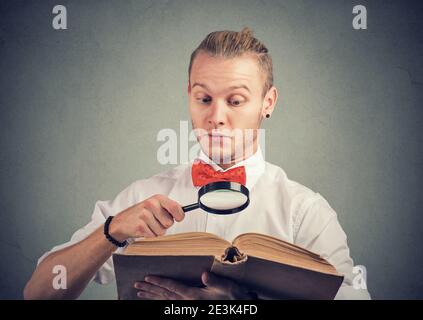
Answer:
[109,216,128,242]
[104,216,128,247]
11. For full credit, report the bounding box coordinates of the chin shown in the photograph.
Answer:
[203,146,234,165]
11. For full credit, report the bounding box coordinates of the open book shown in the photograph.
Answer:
[112,232,344,300]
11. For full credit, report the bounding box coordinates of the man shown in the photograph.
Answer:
[24,28,371,300]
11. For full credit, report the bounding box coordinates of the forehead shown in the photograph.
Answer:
[190,52,263,91]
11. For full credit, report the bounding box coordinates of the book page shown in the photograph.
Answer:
[123,232,231,259]
[233,233,340,275]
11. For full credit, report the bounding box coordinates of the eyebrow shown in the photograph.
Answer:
[192,82,251,93]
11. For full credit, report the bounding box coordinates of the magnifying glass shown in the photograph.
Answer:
[182,181,250,215]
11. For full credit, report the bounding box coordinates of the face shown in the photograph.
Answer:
[188,52,277,168]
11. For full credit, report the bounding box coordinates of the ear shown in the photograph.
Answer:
[187,80,191,95]
[261,86,278,118]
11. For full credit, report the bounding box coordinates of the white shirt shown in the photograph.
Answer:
[38,146,371,299]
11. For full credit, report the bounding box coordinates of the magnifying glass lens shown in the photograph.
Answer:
[199,189,248,210]
[182,181,250,214]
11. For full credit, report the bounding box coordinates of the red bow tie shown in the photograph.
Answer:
[191,160,246,187]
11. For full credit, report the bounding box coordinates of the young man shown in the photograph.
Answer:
[24,28,370,300]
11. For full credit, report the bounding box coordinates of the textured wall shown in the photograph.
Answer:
[0,0,422,299]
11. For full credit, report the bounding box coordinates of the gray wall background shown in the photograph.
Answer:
[1,0,422,299]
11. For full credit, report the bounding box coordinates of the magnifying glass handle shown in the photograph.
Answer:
[182,203,199,212]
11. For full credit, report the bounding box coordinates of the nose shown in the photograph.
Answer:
[207,99,227,127]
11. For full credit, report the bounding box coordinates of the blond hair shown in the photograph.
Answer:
[188,27,273,97]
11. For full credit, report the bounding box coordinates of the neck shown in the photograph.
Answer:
[218,162,236,170]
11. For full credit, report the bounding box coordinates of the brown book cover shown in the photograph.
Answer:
[112,232,344,300]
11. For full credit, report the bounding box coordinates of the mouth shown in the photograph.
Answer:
[208,133,231,138]
[206,134,233,145]
[198,133,232,148]
[204,130,233,138]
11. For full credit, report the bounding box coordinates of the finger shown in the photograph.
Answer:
[201,272,250,299]
[156,195,185,222]
[140,209,167,236]
[136,220,156,238]
[134,281,182,300]
[145,276,191,297]
[147,199,175,229]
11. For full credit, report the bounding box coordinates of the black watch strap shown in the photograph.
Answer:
[104,216,128,247]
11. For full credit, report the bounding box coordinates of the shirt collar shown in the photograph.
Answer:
[195,145,266,191]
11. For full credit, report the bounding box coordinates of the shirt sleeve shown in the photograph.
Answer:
[293,195,371,300]
[37,181,141,285]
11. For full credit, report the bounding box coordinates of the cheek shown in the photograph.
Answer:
[190,112,204,127]
[188,103,200,121]
[189,106,210,128]
[230,103,261,128]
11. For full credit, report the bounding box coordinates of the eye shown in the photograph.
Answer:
[228,96,245,106]
[196,96,212,105]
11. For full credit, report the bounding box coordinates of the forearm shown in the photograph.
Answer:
[24,194,185,299]
[24,226,116,300]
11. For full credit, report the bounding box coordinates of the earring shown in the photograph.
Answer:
[266,114,270,118]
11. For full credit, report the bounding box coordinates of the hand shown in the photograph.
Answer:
[108,194,185,242]
[134,272,257,300]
